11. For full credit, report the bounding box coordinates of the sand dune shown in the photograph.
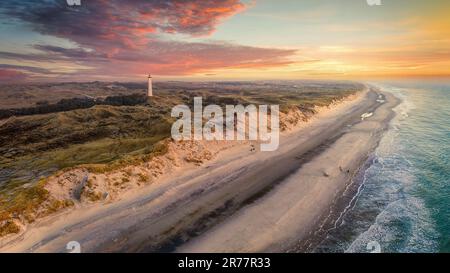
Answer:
[0,85,399,253]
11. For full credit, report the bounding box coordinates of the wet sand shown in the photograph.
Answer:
[178,91,399,252]
[0,86,398,253]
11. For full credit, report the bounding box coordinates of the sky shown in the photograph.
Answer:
[0,0,449,82]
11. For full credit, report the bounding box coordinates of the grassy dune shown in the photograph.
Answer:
[0,81,364,236]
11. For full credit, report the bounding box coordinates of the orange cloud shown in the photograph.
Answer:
[0,0,299,80]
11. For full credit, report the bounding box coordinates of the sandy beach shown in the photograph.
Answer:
[179,90,399,253]
[0,85,399,253]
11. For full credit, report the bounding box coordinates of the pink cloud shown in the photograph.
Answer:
[0,0,296,80]
[0,69,27,82]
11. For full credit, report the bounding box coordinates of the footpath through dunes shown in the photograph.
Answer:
[0,86,390,253]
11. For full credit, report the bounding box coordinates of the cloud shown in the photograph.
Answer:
[1,0,246,40]
[0,64,54,74]
[0,0,298,80]
[0,64,62,82]
[32,45,109,61]
[0,41,296,78]
[0,69,28,82]
[92,40,297,75]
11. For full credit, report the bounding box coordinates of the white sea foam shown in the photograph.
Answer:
[346,193,438,253]
[344,84,439,253]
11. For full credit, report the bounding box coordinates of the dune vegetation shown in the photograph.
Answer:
[0,80,364,236]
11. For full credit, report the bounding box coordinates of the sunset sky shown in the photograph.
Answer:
[0,0,449,82]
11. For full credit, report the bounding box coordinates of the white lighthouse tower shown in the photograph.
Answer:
[147,74,153,97]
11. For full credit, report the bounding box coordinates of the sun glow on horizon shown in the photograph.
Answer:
[1,0,450,82]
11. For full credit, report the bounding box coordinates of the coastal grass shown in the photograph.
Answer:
[0,178,50,236]
[0,80,364,237]
[0,82,361,191]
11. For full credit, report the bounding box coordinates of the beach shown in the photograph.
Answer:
[179,90,399,252]
[0,86,399,253]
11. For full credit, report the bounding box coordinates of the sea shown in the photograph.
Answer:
[314,80,450,253]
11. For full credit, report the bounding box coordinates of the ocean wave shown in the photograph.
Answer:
[347,84,441,252]
[345,192,439,253]
[315,83,443,253]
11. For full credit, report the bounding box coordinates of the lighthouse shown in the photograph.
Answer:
[147,74,153,97]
